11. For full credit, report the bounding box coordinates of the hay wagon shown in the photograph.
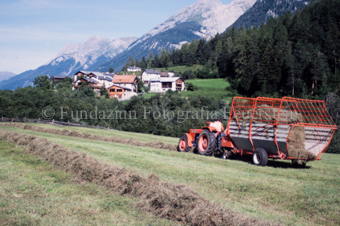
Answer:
[178,97,337,167]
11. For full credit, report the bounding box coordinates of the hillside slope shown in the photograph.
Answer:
[231,0,310,28]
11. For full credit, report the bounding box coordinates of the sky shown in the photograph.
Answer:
[0,0,233,74]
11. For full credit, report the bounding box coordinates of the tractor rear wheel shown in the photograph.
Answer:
[252,148,268,166]
[177,135,190,152]
[197,130,216,156]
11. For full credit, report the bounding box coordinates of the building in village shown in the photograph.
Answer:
[107,75,138,101]
[127,66,141,72]
[73,71,138,101]
[141,69,185,93]
[50,75,69,83]
[73,71,114,92]
[149,77,185,93]
[141,69,161,86]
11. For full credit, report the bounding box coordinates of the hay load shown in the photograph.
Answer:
[287,126,316,160]
[230,99,319,161]
[276,108,317,160]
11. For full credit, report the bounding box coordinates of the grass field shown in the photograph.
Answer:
[156,65,204,74]
[181,79,232,100]
[1,124,340,225]
[0,140,174,225]
[141,78,232,100]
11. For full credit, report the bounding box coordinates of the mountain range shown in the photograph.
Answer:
[0,71,16,83]
[0,0,310,90]
[0,36,136,90]
[97,0,256,72]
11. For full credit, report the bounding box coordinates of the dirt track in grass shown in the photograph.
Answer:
[0,128,274,226]
[1,123,178,151]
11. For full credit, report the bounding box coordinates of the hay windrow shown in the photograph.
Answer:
[1,123,177,151]
[0,128,273,225]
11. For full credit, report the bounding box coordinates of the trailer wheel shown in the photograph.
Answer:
[177,135,190,152]
[252,148,268,166]
[197,130,216,156]
[292,159,307,168]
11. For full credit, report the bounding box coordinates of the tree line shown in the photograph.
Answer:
[0,76,227,137]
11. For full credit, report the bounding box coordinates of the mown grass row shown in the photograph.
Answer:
[18,122,178,144]
[0,140,174,226]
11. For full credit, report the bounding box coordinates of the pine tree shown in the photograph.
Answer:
[147,52,154,69]
[285,48,301,96]
[232,29,260,95]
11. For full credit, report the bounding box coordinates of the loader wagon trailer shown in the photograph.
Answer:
[177,97,337,167]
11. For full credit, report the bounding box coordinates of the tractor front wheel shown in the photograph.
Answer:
[177,135,191,152]
[197,130,216,156]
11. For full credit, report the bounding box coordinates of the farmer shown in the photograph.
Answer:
[209,117,224,132]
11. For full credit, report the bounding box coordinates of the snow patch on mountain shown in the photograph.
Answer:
[49,36,137,73]
[128,0,256,50]
[170,41,189,49]
[266,9,278,18]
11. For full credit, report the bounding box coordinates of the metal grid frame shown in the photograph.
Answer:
[227,96,337,159]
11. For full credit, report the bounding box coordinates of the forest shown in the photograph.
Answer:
[0,0,339,153]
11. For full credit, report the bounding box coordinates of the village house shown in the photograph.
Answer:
[160,72,175,77]
[149,77,185,93]
[112,75,138,92]
[73,71,114,92]
[107,75,138,101]
[127,66,141,72]
[141,69,185,93]
[50,75,68,83]
[141,69,161,85]
[107,85,137,101]
[74,77,103,93]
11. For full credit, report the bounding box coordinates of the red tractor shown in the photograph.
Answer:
[177,97,337,167]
